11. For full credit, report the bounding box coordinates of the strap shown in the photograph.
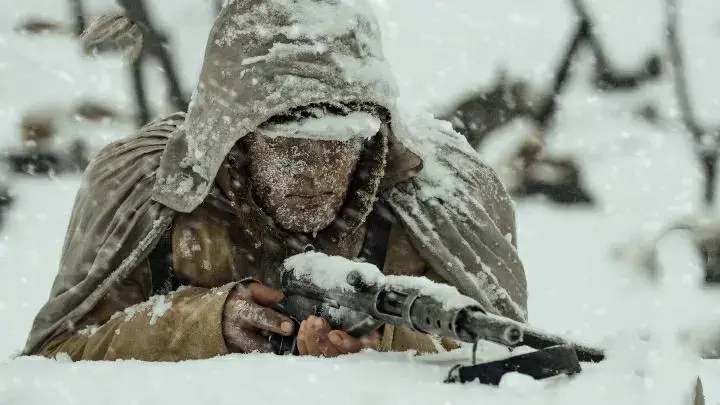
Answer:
[359,200,395,270]
[444,345,583,385]
[148,227,180,295]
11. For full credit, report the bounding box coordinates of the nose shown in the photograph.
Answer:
[295,171,320,191]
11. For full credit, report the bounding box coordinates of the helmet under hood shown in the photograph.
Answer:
[151,0,409,214]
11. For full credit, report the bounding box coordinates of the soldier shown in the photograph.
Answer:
[22,0,527,361]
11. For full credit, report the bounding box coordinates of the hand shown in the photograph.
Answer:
[296,315,381,357]
[222,282,295,353]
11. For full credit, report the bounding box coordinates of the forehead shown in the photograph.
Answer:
[250,134,362,152]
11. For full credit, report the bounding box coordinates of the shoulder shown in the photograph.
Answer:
[82,112,186,186]
[389,112,513,209]
[86,112,186,171]
[67,112,186,221]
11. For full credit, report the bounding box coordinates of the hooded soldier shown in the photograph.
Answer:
[22,0,528,361]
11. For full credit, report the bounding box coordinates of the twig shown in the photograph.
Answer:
[571,0,661,91]
[130,56,151,127]
[69,0,86,36]
[534,18,590,130]
[117,0,189,124]
[665,0,720,206]
[666,0,705,137]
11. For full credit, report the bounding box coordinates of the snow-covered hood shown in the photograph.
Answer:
[151,0,402,213]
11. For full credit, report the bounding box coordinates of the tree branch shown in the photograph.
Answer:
[534,18,590,130]
[117,0,189,121]
[571,0,661,91]
[69,0,86,36]
[666,0,706,138]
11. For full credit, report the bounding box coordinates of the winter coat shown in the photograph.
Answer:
[22,0,527,361]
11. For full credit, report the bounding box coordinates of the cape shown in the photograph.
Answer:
[22,0,527,355]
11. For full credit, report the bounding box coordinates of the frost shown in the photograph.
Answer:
[149,295,172,325]
[53,352,73,363]
[119,295,173,326]
[383,111,527,321]
[241,42,329,66]
[384,274,480,310]
[78,324,100,337]
[284,251,479,310]
[257,111,381,141]
[201,259,213,271]
[285,251,383,289]
[177,229,195,258]
[218,0,380,49]
[393,111,503,202]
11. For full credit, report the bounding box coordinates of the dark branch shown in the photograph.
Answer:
[666,0,705,138]
[117,0,189,121]
[571,0,661,91]
[666,0,720,208]
[69,0,86,36]
[130,56,151,127]
[534,18,590,130]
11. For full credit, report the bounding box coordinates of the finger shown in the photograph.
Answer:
[235,331,275,354]
[328,330,364,354]
[236,299,295,336]
[305,316,341,357]
[360,330,382,349]
[302,316,325,355]
[248,282,286,307]
[296,320,309,355]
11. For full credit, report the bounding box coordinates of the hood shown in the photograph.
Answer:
[151,0,408,213]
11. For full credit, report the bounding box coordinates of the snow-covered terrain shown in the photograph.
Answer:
[2,0,720,403]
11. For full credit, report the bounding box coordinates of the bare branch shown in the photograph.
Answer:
[117,0,189,117]
[534,18,589,130]
[69,0,86,36]
[666,0,705,138]
[571,0,661,91]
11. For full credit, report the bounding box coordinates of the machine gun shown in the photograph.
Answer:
[269,252,605,385]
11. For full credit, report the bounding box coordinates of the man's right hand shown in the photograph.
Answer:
[222,282,295,353]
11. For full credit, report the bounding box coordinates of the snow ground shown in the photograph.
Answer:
[2,0,720,403]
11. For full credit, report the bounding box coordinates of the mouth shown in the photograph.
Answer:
[285,193,334,207]
[286,191,334,198]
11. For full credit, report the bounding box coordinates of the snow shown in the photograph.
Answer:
[285,251,385,290]
[284,251,479,309]
[257,111,382,141]
[218,0,380,47]
[119,294,173,326]
[2,0,720,403]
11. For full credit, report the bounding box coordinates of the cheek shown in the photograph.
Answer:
[250,160,290,199]
[336,151,361,177]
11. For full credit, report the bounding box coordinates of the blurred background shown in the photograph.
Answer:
[1,0,720,400]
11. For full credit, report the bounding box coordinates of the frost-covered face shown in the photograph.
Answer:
[246,134,363,233]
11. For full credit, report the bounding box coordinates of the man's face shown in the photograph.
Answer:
[246,134,363,233]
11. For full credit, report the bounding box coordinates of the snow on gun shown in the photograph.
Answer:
[271,251,605,363]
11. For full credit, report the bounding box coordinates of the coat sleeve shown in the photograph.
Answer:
[37,259,238,361]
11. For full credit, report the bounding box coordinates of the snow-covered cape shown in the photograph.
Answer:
[22,0,527,355]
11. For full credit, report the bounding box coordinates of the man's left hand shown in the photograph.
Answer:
[296,315,380,357]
